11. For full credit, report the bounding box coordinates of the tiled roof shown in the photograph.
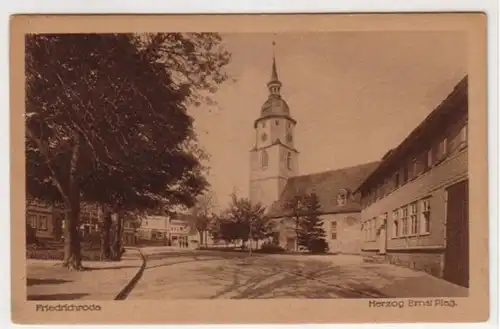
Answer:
[355,75,468,193]
[267,161,381,218]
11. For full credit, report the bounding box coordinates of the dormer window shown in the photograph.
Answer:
[337,189,348,206]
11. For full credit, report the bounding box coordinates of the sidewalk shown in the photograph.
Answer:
[257,254,468,298]
[26,248,144,301]
[140,246,196,256]
[300,257,469,298]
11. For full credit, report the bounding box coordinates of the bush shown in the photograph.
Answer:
[26,248,104,261]
[256,243,285,254]
[308,239,328,254]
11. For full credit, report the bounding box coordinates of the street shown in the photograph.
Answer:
[127,250,468,299]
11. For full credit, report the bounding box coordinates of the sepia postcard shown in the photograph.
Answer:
[10,13,489,324]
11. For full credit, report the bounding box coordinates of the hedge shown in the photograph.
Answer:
[26,249,103,261]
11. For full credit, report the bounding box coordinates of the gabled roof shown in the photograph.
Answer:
[355,75,468,193]
[267,161,381,218]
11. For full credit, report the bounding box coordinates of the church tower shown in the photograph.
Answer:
[249,44,299,208]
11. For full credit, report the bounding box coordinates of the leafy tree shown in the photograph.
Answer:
[298,193,328,254]
[224,194,271,250]
[283,194,308,251]
[25,33,231,269]
[190,191,218,247]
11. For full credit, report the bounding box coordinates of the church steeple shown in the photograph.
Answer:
[249,38,299,209]
[267,41,282,96]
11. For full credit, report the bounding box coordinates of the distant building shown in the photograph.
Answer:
[249,51,379,253]
[25,200,65,241]
[138,215,170,241]
[169,214,200,248]
[355,76,469,288]
[26,200,114,242]
[137,213,200,248]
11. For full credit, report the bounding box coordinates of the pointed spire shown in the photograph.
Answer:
[270,41,279,82]
[267,40,282,96]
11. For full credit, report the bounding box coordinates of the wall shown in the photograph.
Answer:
[249,144,293,208]
[386,252,444,278]
[361,149,468,252]
[141,215,169,230]
[322,213,362,254]
[275,212,362,254]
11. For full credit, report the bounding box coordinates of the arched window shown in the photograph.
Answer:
[261,150,268,169]
[286,152,292,170]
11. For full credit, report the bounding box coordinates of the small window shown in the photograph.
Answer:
[286,152,292,170]
[426,149,433,169]
[437,138,448,161]
[331,221,337,240]
[275,120,279,126]
[392,210,399,238]
[409,202,418,235]
[420,198,431,234]
[38,215,48,231]
[410,158,418,180]
[401,206,409,236]
[459,124,468,148]
[261,150,269,168]
[27,214,37,228]
[394,172,400,188]
[402,166,409,184]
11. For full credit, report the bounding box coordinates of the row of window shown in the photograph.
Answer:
[27,213,48,231]
[363,197,432,242]
[261,150,293,170]
[363,123,467,208]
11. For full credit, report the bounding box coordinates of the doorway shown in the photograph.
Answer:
[443,179,469,288]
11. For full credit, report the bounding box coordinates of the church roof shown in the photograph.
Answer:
[266,161,381,218]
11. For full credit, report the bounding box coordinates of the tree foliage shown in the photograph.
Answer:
[283,193,328,253]
[297,193,328,253]
[212,194,273,247]
[189,191,218,246]
[25,33,231,268]
[283,194,308,251]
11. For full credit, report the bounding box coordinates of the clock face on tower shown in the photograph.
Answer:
[261,133,268,142]
[287,133,293,143]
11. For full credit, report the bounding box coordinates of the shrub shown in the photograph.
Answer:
[256,243,285,254]
[26,249,104,261]
[308,239,329,254]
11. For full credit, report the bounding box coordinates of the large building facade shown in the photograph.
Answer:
[355,76,469,288]
[249,52,379,253]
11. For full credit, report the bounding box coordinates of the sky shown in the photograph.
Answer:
[188,31,468,210]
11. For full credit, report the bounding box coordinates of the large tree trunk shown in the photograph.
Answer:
[116,213,123,259]
[62,132,83,270]
[109,212,123,261]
